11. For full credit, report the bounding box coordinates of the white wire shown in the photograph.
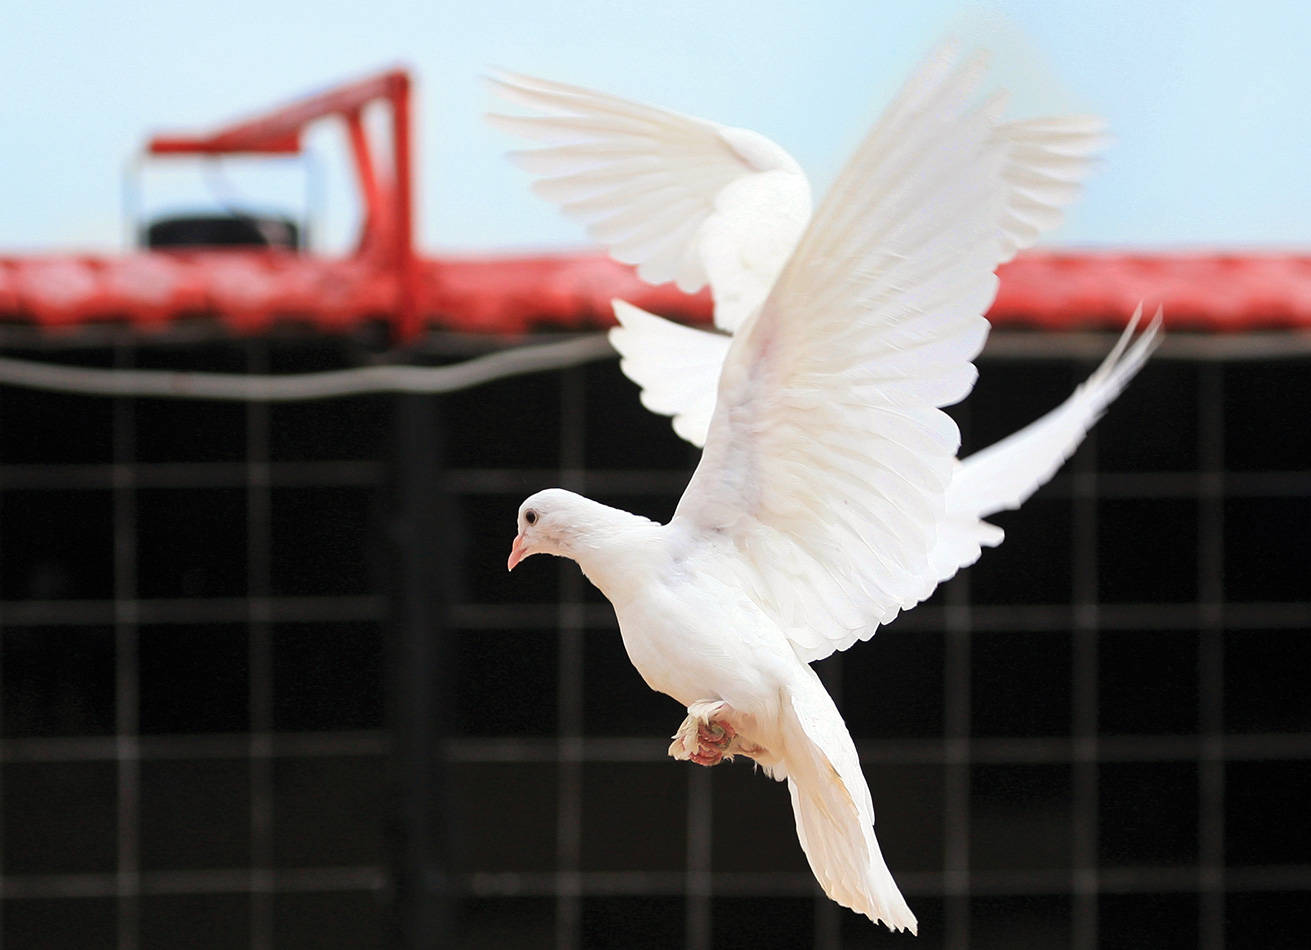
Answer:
[0,335,616,402]
[2,328,1303,404]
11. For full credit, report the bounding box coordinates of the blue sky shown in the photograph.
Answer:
[1,1,1308,254]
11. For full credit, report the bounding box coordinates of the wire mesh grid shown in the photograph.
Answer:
[0,336,392,950]
[0,329,1306,949]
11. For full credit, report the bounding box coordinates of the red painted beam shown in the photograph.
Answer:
[2,250,1309,336]
[145,71,408,157]
[140,69,418,341]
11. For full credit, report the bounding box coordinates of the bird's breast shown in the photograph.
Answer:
[610,562,796,712]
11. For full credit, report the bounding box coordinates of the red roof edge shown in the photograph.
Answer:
[1,249,1309,337]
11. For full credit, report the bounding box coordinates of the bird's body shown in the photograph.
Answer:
[498,41,1161,932]
[585,515,794,717]
[513,487,916,927]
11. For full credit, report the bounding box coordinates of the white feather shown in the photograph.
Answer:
[504,41,1158,933]
[487,70,811,327]
[928,305,1164,580]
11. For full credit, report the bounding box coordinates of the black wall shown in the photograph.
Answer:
[0,330,1305,950]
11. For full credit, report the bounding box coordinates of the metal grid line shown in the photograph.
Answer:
[247,341,275,950]
[441,468,1311,499]
[1070,418,1100,950]
[444,733,1311,765]
[10,861,1307,904]
[6,594,1309,633]
[456,865,1311,899]
[943,576,973,948]
[0,387,6,950]
[1197,362,1227,950]
[0,732,390,763]
[685,768,713,950]
[0,866,387,900]
[0,460,383,491]
[554,365,587,950]
[448,600,1311,632]
[0,596,384,626]
[3,464,1307,498]
[113,345,141,950]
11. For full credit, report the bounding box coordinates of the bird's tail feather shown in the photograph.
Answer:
[781,675,917,933]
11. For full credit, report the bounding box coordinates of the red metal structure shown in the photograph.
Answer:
[1,70,1309,339]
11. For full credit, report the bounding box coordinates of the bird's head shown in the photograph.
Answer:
[507,488,584,571]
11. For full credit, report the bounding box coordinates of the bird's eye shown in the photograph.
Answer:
[524,509,538,526]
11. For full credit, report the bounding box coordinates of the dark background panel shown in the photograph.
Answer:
[0,338,1307,950]
[271,754,389,868]
[140,894,252,950]
[268,484,376,595]
[579,762,686,872]
[138,623,249,735]
[1097,893,1199,950]
[3,896,117,950]
[450,761,559,874]
[862,763,945,874]
[710,897,815,950]
[1223,496,1311,602]
[1096,498,1199,604]
[1097,359,1199,473]
[271,620,385,732]
[0,349,116,464]
[269,395,387,462]
[1097,761,1199,867]
[2,624,116,737]
[710,762,810,874]
[3,760,118,874]
[1223,360,1311,472]
[1098,629,1199,736]
[454,627,559,737]
[969,894,1071,950]
[969,764,1073,872]
[136,486,249,598]
[1224,629,1311,733]
[581,896,684,950]
[1225,760,1311,866]
[0,488,114,600]
[133,339,248,462]
[837,627,946,740]
[971,630,1072,738]
[966,497,1074,606]
[140,757,252,870]
[271,890,389,950]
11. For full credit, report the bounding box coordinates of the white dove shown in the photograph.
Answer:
[503,45,1160,932]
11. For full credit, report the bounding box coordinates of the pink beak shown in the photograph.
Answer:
[507,533,527,571]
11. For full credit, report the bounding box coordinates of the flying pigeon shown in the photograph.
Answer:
[499,44,1161,932]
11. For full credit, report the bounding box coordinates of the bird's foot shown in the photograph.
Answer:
[669,700,763,766]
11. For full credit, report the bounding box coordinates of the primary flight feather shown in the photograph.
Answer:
[499,42,1160,932]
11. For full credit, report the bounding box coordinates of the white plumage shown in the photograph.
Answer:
[499,42,1161,932]
[486,68,811,332]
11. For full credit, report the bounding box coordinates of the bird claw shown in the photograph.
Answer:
[669,700,763,766]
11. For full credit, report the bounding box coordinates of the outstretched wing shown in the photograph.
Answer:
[486,70,810,329]
[993,115,1111,262]
[927,306,1163,580]
[675,43,1009,663]
[609,300,730,447]
[605,76,1108,448]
